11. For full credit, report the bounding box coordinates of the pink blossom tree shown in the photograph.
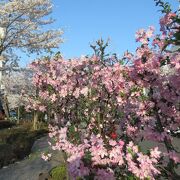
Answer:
[27,1,180,179]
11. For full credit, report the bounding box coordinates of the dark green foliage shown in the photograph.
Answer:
[154,0,171,13]
[90,38,124,65]
[90,38,109,61]
[83,151,92,166]
[67,125,81,144]
[0,120,15,130]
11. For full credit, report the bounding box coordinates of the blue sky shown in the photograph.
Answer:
[22,0,179,66]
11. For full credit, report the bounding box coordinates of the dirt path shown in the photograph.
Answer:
[0,136,63,180]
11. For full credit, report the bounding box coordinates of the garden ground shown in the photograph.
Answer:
[0,136,64,180]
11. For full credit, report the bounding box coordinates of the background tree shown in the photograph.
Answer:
[2,69,34,123]
[0,0,63,69]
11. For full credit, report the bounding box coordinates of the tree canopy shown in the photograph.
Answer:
[0,0,63,69]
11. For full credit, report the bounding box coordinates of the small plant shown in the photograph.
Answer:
[50,164,68,180]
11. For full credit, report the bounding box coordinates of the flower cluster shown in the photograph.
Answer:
[47,124,161,179]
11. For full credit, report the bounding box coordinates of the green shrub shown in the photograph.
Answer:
[0,121,15,130]
[50,164,67,180]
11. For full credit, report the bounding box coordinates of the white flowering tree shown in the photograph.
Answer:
[2,69,34,122]
[0,0,63,68]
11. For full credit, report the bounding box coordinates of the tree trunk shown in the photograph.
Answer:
[33,111,38,130]
[2,95,10,120]
[47,108,51,122]
[17,106,20,124]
